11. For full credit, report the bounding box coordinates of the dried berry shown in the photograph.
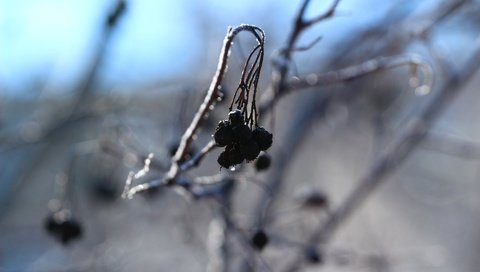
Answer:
[215,38,266,169]
[305,246,323,264]
[251,229,269,251]
[254,152,271,171]
[58,219,83,244]
[228,145,245,166]
[44,213,83,245]
[217,150,231,168]
[232,124,252,144]
[228,109,244,127]
[214,120,233,147]
[218,145,244,168]
[252,127,273,151]
[45,214,58,233]
[240,140,260,161]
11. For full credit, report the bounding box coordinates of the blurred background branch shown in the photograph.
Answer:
[1,0,479,271]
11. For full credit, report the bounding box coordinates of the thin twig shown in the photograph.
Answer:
[179,140,217,172]
[421,132,480,160]
[289,54,432,91]
[206,182,234,272]
[260,54,433,114]
[303,0,341,27]
[291,36,323,52]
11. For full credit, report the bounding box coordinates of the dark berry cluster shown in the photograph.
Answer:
[44,212,83,245]
[214,109,272,168]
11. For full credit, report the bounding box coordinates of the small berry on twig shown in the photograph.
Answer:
[44,212,83,245]
[214,120,234,147]
[254,152,271,171]
[252,126,273,151]
[251,229,269,251]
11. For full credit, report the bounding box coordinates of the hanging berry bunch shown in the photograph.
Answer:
[214,40,272,169]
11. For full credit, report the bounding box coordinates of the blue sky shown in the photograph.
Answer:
[0,0,433,98]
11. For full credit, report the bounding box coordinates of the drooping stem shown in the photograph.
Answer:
[169,25,265,180]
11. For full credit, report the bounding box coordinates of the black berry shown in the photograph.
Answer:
[45,214,59,233]
[252,127,273,151]
[240,140,260,161]
[227,145,245,166]
[251,229,269,251]
[228,109,244,127]
[58,219,83,244]
[217,150,231,168]
[214,120,233,147]
[218,145,244,168]
[44,213,83,245]
[254,152,271,171]
[305,246,323,264]
[232,124,252,144]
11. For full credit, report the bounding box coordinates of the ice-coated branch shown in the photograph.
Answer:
[170,25,265,178]
[260,54,433,115]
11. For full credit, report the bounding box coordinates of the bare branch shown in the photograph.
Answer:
[260,54,433,115]
[289,37,480,269]
[303,0,341,27]
[179,140,217,172]
[421,132,480,160]
[291,36,323,52]
[289,54,432,91]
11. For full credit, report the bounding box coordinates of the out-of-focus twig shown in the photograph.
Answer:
[421,132,480,160]
[290,54,432,92]
[0,0,128,149]
[0,0,128,218]
[206,182,234,272]
[263,0,340,112]
[260,54,433,114]
[285,37,480,271]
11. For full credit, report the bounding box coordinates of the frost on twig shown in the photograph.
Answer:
[121,153,154,199]
[260,54,434,114]
[289,54,433,93]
